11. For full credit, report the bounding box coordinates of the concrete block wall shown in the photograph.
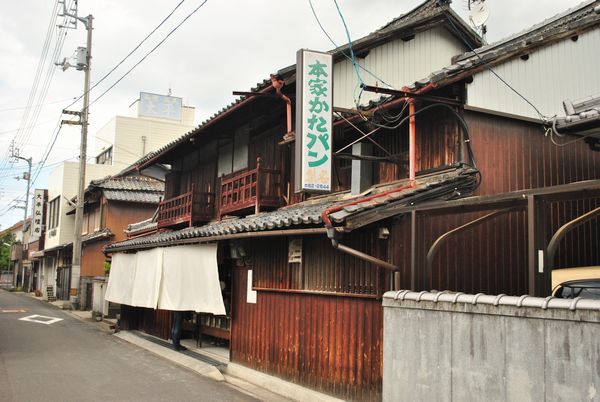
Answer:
[382,291,600,402]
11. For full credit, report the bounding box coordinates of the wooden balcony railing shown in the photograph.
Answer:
[157,185,215,228]
[219,157,283,217]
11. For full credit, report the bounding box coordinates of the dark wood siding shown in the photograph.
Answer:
[81,240,109,277]
[119,306,172,340]
[252,234,384,296]
[389,110,600,295]
[231,266,383,402]
[465,110,600,195]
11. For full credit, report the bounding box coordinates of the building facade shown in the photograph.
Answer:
[104,1,600,400]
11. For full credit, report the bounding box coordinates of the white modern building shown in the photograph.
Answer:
[94,92,196,169]
[41,92,196,301]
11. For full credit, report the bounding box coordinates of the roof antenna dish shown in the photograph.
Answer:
[468,0,489,41]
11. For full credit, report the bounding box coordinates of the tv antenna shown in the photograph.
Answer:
[467,0,489,41]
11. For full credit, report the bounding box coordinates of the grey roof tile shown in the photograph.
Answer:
[106,166,479,252]
[407,1,600,90]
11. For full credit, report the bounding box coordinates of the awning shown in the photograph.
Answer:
[105,244,225,314]
[131,248,162,308]
[29,250,44,259]
[104,253,136,306]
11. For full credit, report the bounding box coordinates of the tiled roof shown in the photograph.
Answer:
[82,228,113,243]
[384,290,600,311]
[89,176,163,192]
[126,217,157,233]
[87,176,164,205]
[105,165,479,252]
[556,93,600,131]
[405,1,600,92]
[103,190,162,204]
[135,0,480,170]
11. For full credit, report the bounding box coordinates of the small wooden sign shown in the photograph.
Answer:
[288,238,303,264]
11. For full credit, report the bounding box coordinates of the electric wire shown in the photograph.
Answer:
[61,0,187,112]
[89,0,209,107]
[0,1,60,177]
[442,9,548,121]
[22,0,190,202]
[307,0,393,89]
[372,102,478,172]
[0,97,77,113]
[8,0,203,216]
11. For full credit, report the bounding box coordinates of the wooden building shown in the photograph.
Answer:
[105,1,600,401]
[73,175,163,310]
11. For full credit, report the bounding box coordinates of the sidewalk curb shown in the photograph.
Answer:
[114,331,225,382]
[224,363,345,402]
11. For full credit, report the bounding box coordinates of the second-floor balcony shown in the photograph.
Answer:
[219,157,283,218]
[157,185,215,229]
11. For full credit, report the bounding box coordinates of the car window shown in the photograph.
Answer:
[556,285,600,300]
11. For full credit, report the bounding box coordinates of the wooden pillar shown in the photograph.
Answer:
[410,210,418,290]
[527,195,550,296]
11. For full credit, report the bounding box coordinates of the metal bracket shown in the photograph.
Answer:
[546,205,600,271]
[425,207,515,286]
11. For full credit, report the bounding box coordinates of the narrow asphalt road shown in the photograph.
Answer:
[0,290,258,402]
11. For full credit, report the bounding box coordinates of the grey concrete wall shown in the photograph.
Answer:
[382,292,600,402]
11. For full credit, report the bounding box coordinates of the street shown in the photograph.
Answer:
[0,290,257,402]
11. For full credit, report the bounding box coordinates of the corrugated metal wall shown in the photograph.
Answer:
[390,109,600,295]
[334,26,465,108]
[465,110,600,194]
[466,28,600,119]
[231,266,383,402]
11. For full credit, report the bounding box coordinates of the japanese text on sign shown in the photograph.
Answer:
[30,189,45,238]
[295,49,333,193]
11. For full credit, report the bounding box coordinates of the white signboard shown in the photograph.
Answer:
[138,92,182,121]
[30,189,45,238]
[295,49,333,193]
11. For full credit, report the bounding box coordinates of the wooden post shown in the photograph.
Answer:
[410,210,418,290]
[255,157,262,214]
[527,195,550,296]
[189,183,195,227]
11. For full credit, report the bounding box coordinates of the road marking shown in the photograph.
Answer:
[19,314,63,325]
[0,309,27,313]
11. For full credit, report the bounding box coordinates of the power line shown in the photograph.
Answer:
[0,120,56,136]
[0,97,77,113]
[0,0,72,180]
[442,9,548,121]
[332,0,362,86]
[60,0,188,112]
[308,0,393,88]
[89,0,209,107]
[19,1,195,196]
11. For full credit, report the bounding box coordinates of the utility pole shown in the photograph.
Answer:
[10,143,33,223]
[57,1,93,309]
[9,143,32,290]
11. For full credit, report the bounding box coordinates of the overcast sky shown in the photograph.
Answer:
[0,0,585,229]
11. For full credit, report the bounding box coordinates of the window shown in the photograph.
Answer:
[217,126,249,176]
[96,146,113,165]
[47,197,60,229]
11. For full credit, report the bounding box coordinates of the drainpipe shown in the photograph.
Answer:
[270,74,292,134]
[408,100,416,183]
[321,85,432,271]
[321,182,413,272]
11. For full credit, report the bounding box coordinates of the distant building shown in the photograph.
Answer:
[39,92,194,302]
[94,92,195,170]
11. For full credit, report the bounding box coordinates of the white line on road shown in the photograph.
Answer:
[19,314,63,325]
